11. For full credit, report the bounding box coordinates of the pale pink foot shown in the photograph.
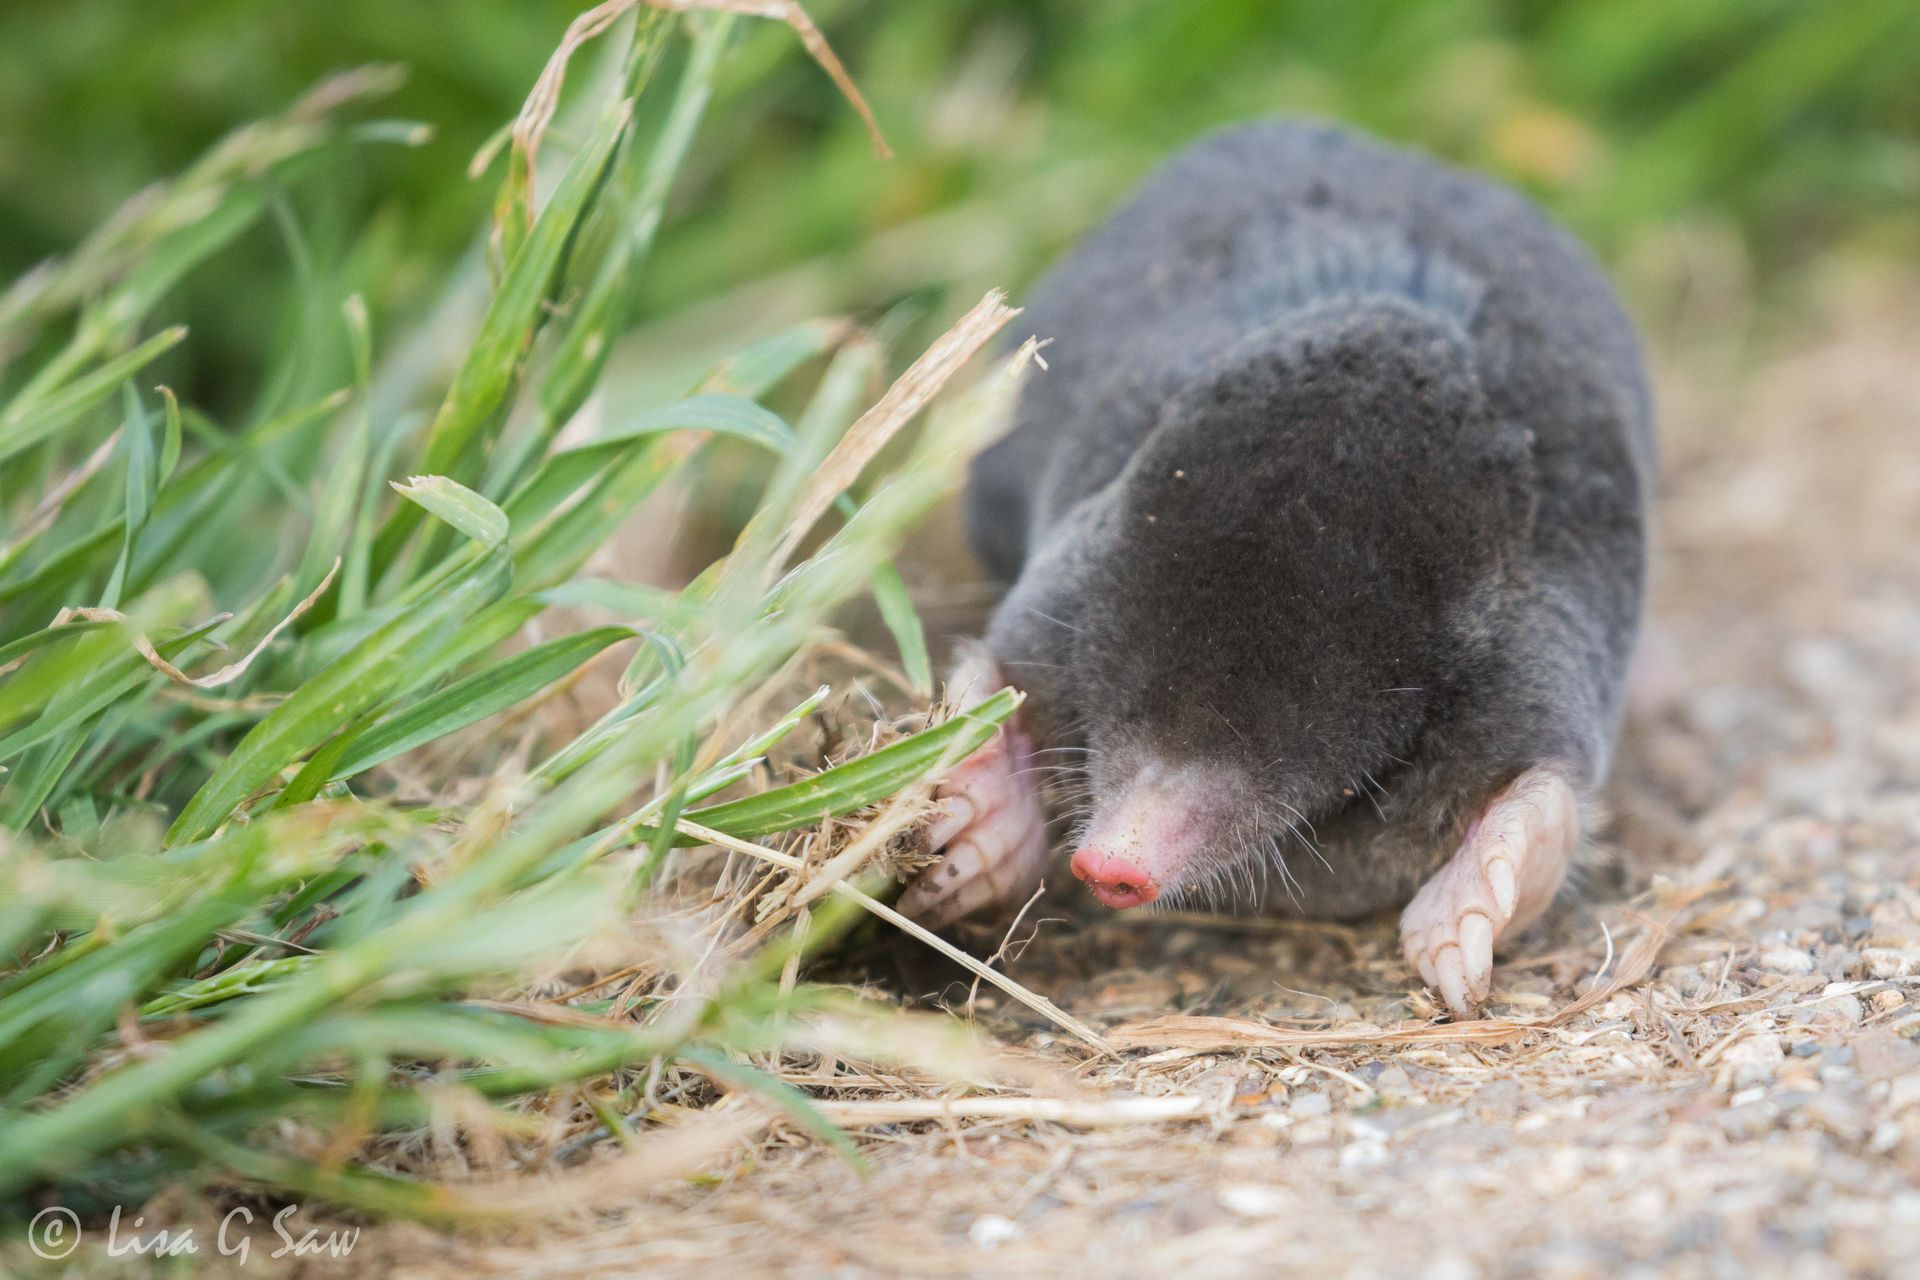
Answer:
[899,653,1050,929]
[1400,766,1581,1018]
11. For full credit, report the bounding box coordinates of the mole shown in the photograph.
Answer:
[897,121,1654,1018]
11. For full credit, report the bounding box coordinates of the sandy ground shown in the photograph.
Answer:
[51,271,1913,1280]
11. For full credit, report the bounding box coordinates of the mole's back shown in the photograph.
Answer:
[968,120,1652,584]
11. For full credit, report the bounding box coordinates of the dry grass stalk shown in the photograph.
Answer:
[50,559,339,689]
[789,797,921,911]
[1110,884,1718,1052]
[494,0,888,187]
[766,290,1018,575]
[675,817,1114,1052]
[806,1095,1210,1127]
[1108,1013,1533,1053]
[460,1104,775,1217]
[5,426,123,553]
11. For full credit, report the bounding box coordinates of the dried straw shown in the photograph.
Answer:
[674,817,1114,1052]
[1109,884,1717,1052]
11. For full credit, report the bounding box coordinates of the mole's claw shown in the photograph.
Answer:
[1486,859,1517,920]
[1398,765,1581,1019]
[902,789,1047,927]
[1403,926,1438,989]
[926,793,976,850]
[901,655,1051,930]
[1459,911,1495,1003]
[1434,946,1472,1017]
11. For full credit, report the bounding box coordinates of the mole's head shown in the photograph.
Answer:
[990,303,1535,910]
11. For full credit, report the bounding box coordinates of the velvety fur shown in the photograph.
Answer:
[968,120,1653,919]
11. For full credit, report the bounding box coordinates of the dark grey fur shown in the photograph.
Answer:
[969,121,1653,918]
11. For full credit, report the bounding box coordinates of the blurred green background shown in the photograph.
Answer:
[3,0,1917,415]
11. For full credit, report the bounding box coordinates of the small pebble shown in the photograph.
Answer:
[1371,1064,1413,1095]
[1760,946,1817,975]
[1863,949,1920,979]
[1291,1118,1335,1145]
[1292,1092,1332,1118]
[1422,1255,1480,1280]
[1720,1102,1776,1142]
[968,1214,1020,1249]
[1339,1139,1389,1171]
[1725,1034,1786,1088]
[1218,1184,1289,1218]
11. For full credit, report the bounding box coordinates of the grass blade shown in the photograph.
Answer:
[675,689,1018,842]
[330,625,636,781]
[166,548,511,844]
[368,103,632,578]
[868,559,932,694]
[392,475,510,550]
[0,326,186,464]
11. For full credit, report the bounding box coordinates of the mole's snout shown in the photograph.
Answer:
[1070,847,1160,909]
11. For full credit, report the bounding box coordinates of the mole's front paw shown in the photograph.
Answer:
[899,659,1050,930]
[1399,766,1580,1018]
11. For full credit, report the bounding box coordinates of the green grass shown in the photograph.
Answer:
[6,0,1914,418]
[0,9,1017,1219]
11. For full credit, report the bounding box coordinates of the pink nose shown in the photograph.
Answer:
[1070,847,1160,909]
